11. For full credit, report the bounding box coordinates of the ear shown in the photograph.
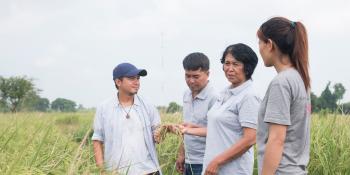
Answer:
[267,39,277,52]
[115,79,122,87]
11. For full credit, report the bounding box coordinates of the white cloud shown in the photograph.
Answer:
[0,0,349,107]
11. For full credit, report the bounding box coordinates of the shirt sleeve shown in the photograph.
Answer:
[264,83,292,126]
[238,94,260,129]
[208,93,218,110]
[91,105,105,142]
[149,104,161,133]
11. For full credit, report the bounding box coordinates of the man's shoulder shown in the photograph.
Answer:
[97,96,116,109]
[135,95,157,110]
[205,84,219,100]
[207,85,218,96]
[183,89,192,97]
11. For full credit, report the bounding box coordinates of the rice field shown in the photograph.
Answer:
[0,112,349,174]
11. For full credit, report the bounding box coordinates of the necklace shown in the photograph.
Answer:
[120,104,133,119]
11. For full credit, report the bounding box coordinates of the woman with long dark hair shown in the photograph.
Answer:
[256,17,311,175]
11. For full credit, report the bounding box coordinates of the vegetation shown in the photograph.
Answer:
[311,82,347,113]
[51,98,77,112]
[0,76,81,113]
[166,102,182,113]
[0,112,349,174]
[0,76,35,112]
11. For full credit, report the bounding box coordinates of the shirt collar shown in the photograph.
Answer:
[185,81,211,101]
[114,93,141,107]
[226,79,253,96]
[195,81,211,100]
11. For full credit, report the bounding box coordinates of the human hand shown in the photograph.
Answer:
[204,158,222,175]
[165,124,181,134]
[181,122,200,128]
[175,155,185,173]
[153,126,163,143]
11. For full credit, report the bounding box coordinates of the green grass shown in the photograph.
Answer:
[0,112,349,174]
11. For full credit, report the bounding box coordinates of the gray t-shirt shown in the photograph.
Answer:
[203,80,260,175]
[183,82,217,164]
[257,68,311,175]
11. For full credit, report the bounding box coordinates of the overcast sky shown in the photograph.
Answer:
[1,0,349,107]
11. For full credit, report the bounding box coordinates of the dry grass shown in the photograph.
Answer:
[1,112,350,174]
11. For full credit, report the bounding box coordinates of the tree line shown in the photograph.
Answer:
[311,82,350,114]
[0,76,82,112]
[164,82,350,115]
[1,76,349,114]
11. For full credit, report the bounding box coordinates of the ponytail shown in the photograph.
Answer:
[258,17,310,91]
[292,22,310,91]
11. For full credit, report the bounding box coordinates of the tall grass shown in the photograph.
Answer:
[0,112,349,174]
[0,112,97,174]
[309,114,350,175]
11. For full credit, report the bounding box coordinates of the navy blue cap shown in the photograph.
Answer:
[113,63,147,80]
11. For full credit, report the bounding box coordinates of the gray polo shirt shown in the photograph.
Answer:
[203,80,260,175]
[257,68,311,175]
[183,82,217,164]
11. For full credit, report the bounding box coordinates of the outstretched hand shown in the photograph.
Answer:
[154,124,182,143]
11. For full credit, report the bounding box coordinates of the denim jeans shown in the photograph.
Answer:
[184,163,203,175]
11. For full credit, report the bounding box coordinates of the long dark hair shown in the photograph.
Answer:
[257,17,310,91]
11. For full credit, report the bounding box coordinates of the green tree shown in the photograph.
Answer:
[166,102,181,113]
[21,90,50,112]
[0,99,9,112]
[319,82,337,111]
[342,102,350,114]
[311,92,320,113]
[51,98,77,112]
[0,76,35,112]
[314,82,347,113]
[35,98,50,111]
[333,83,346,103]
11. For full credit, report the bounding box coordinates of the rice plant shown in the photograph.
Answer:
[0,112,349,174]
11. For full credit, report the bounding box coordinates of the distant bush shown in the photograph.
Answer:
[166,102,182,113]
[55,115,79,125]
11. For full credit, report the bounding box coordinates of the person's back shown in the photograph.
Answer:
[257,68,310,174]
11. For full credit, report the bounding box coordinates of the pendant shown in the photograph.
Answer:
[126,114,130,119]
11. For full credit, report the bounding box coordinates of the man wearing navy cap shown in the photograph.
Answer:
[92,63,162,175]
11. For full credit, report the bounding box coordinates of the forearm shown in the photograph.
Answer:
[186,127,207,136]
[215,137,255,165]
[93,140,104,168]
[261,124,287,175]
[178,143,185,157]
[261,139,284,175]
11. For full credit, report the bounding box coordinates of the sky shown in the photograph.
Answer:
[0,0,349,108]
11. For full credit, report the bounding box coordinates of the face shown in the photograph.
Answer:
[223,54,246,87]
[258,39,273,67]
[185,69,209,93]
[115,76,140,95]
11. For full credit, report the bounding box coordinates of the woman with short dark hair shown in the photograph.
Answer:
[181,43,260,175]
